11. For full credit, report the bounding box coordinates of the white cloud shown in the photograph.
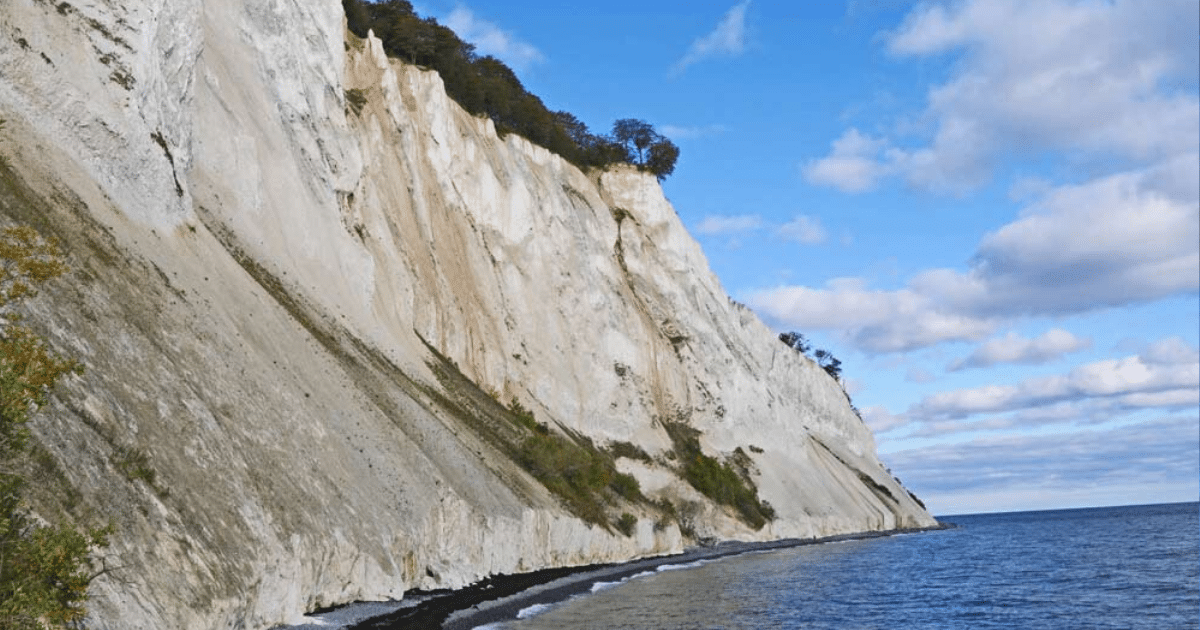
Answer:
[443,6,544,71]
[885,413,1200,514]
[659,124,726,140]
[776,215,827,245]
[862,405,910,433]
[750,154,1199,353]
[801,128,892,193]
[924,154,1200,317]
[911,342,1200,421]
[745,279,996,352]
[807,0,1200,194]
[906,367,937,384]
[949,329,1092,371]
[672,1,752,75]
[1141,336,1200,366]
[694,214,763,236]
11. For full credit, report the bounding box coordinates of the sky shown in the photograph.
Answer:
[405,0,1199,516]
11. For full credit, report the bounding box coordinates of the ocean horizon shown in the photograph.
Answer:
[280,501,1198,629]
[484,501,1197,630]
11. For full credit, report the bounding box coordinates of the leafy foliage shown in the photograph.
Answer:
[422,347,651,530]
[0,501,111,630]
[0,223,109,629]
[612,119,679,181]
[614,512,637,537]
[780,332,843,380]
[0,226,69,313]
[661,422,775,530]
[778,331,811,355]
[341,0,679,179]
[813,348,842,380]
[511,411,645,527]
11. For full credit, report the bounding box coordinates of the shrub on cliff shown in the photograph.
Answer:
[0,218,111,628]
[662,422,774,530]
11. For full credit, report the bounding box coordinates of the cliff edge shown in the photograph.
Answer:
[0,1,936,628]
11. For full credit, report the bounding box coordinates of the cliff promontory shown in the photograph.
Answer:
[0,1,936,627]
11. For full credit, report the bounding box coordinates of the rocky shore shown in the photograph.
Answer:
[276,524,952,630]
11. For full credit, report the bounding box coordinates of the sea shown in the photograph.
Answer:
[481,502,1198,630]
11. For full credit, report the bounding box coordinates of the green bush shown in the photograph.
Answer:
[607,440,651,463]
[615,513,637,537]
[0,222,110,627]
[662,422,775,530]
[610,472,643,501]
[111,446,163,495]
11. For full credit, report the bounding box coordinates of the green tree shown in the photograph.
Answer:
[778,331,811,355]
[813,348,842,381]
[0,222,109,629]
[612,119,656,165]
[611,119,679,180]
[645,137,679,182]
[339,2,680,178]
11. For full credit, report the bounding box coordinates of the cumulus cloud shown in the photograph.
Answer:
[957,154,1200,316]
[949,329,1091,371]
[910,342,1200,421]
[750,155,1199,353]
[694,214,763,236]
[801,128,892,193]
[806,0,1200,194]
[745,278,996,352]
[776,215,827,245]
[1141,336,1200,366]
[672,1,752,75]
[443,6,544,71]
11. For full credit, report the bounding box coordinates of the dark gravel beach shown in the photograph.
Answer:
[330,526,951,630]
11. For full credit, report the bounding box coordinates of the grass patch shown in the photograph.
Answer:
[112,446,156,485]
[111,446,167,496]
[421,343,650,530]
[662,422,775,530]
[607,440,651,463]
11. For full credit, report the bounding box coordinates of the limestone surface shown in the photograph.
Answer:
[0,1,936,628]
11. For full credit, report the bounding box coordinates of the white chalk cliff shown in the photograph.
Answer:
[0,0,936,628]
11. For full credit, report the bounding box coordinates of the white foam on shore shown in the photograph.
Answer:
[656,559,710,572]
[516,603,555,619]
[590,580,621,593]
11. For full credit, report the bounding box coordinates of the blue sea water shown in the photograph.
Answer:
[490,503,1199,630]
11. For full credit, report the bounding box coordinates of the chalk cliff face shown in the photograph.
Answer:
[0,1,936,628]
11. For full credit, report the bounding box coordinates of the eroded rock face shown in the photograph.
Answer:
[0,1,935,628]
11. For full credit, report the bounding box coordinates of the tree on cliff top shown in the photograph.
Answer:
[612,119,679,181]
[341,0,681,180]
[778,331,811,355]
[0,207,110,627]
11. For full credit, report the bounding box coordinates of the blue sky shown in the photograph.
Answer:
[405,0,1199,516]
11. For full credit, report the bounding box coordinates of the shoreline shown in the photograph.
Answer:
[316,523,953,630]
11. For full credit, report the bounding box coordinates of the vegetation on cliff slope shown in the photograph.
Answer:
[0,123,109,629]
[342,0,679,180]
[421,340,649,532]
[662,422,775,530]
